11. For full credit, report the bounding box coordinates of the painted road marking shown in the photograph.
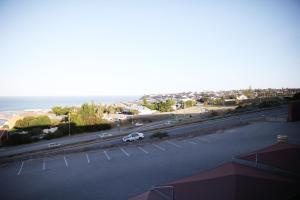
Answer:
[166,141,182,148]
[43,159,46,171]
[120,147,130,157]
[104,150,111,160]
[138,146,148,154]
[152,144,165,151]
[85,153,90,164]
[188,141,198,145]
[64,156,68,167]
[17,161,24,175]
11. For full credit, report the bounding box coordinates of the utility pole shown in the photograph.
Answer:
[118,119,121,134]
[68,112,71,136]
[183,102,186,118]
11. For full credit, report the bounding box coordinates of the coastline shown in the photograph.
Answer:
[0,109,53,129]
[0,95,140,112]
[0,95,140,129]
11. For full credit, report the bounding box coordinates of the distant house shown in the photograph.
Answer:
[237,94,248,100]
[137,106,156,115]
[124,104,156,115]
[43,127,58,134]
[224,99,236,106]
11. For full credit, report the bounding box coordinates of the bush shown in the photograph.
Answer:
[129,109,139,115]
[2,124,9,129]
[14,115,52,129]
[184,100,197,108]
[30,127,43,136]
[4,133,36,145]
[210,110,219,116]
[44,123,112,140]
[144,99,176,112]
[150,131,169,139]
[258,101,280,108]
[71,123,112,134]
[52,106,71,116]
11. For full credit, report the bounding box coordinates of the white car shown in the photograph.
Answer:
[135,122,143,126]
[122,132,144,142]
[97,132,112,138]
[48,143,61,148]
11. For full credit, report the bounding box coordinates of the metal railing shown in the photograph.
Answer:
[150,185,175,200]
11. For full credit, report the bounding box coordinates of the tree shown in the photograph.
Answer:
[152,99,176,112]
[142,98,148,106]
[243,86,254,99]
[184,100,196,108]
[71,103,103,126]
[129,109,139,115]
[2,124,9,129]
[52,106,71,115]
[212,98,224,106]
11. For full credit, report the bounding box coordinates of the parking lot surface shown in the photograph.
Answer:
[1,121,300,200]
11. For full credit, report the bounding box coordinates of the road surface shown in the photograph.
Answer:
[0,107,287,158]
[0,107,299,200]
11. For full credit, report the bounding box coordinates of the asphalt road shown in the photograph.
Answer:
[0,106,288,158]
[1,118,299,199]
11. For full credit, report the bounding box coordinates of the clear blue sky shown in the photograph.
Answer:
[0,0,299,96]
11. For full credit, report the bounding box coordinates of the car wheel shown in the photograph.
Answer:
[138,137,143,140]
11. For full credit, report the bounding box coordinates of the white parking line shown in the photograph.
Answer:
[103,150,111,160]
[188,141,198,145]
[166,141,181,148]
[63,156,68,167]
[138,146,148,154]
[152,144,165,151]
[85,153,90,164]
[43,159,46,170]
[17,161,24,175]
[120,147,130,157]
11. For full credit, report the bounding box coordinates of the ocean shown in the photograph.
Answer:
[0,96,140,113]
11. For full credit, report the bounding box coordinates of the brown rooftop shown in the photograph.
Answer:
[237,143,300,174]
[130,143,300,200]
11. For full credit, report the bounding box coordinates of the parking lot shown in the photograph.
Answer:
[1,121,300,200]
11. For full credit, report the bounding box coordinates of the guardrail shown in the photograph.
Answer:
[232,157,299,179]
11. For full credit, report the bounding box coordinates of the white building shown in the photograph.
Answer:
[43,127,58,134]
[237,94,248,100]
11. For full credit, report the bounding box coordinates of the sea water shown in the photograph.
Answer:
[0,96,140,112]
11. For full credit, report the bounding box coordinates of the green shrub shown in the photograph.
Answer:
[4,133,36,145]
[14,115,52,129]
[52,106,71,116]
[210,110,219,116]
[44,123,112,140]
[184,100,197,108]
[258,101,280,108]
[2,124,9,129]
[150,131,169,139]
[30,127,43,136]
